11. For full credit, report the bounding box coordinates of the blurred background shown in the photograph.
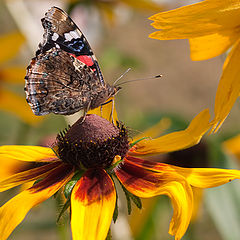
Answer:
[0,0,240,240]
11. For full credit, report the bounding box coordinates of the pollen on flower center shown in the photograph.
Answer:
[56,114,129,169]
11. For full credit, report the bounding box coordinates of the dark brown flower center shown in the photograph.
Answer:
[56,114,129,169]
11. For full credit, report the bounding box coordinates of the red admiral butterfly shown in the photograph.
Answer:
[25,6,120,116]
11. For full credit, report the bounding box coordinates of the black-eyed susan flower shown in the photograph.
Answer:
[0,32,42,125]
[149,0,240,132]
[1,109,240,240]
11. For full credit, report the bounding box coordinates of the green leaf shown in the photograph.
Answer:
[64,171,84,199]
[130,137,149,148]
[113,191,119,223]
[57,198,71,223]
[122,184,132,215]
[106,228,112,240]
[128,192,142,210]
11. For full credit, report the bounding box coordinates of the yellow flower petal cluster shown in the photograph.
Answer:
[0,105,240,240]
[149,0,240,132]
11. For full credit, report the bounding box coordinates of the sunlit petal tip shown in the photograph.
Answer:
[167,164,240,188]
[71,169,116,240]
[0,164,73,240]
[131,109,211,155]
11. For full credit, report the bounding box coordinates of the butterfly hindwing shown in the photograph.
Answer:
[25,48,109,115]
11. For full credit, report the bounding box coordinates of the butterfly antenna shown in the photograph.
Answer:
[113,68,132,86]
[115,74,162,87]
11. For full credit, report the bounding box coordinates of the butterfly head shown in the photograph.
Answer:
[108,85,121,98]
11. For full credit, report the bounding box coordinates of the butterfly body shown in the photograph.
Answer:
[25,7,119,116]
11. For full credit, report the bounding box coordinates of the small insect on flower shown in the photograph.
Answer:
[25,6,120,117]
[1,110,240,240]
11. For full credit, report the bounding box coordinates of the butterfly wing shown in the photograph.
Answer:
[25,48,108,116]
[38,6,105,86]
[25,7,115,116]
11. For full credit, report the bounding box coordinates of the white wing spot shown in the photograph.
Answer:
[64,33,73,41]
[70,30,80,39]
[52,32,59,41]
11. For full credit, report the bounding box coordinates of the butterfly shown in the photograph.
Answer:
[25,6,120,116]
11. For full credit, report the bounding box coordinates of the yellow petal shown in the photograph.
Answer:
[0,32,25,63]
[223,134,240,159]
[211,40,240,132]
[0,162,61,192]
[131,109,211,155]
[71,169,116,240]
[149,0,240,40]
[0,145,57,162]
[0,88,43,125]
[191,187,203,221]
[115,158,193,240]
[0,66,26,84]
[132,117,171,142]
[167,181,193,240]
[189,30,239,60]
[88,97,118,123]
[0,157,33,181]
[0,164,73,240]
[168,165,240,188]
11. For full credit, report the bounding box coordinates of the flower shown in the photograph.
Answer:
[148,0,240,132]
[0,32,42,125]
[1,109,240,240]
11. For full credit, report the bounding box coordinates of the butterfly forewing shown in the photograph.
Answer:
[25,6,116,116]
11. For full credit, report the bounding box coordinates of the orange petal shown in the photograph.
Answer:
[131,109,211,155]
[189,30,239,60]
[0,32,25,63]
[0,88,43,125]
[0,145,57,162]
[0,157,34,181]
[88,97,118,123]
[167,164,240,188]
[191,187,203,221]
[126,156,240,188]
[149,1,240,40]
[211,40,240,132]
[71,169,116,240]
[0,164,74,240]
[0,161,62,192]
[115,158,193,240]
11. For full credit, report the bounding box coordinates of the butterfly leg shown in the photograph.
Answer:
[80,101,91,123]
